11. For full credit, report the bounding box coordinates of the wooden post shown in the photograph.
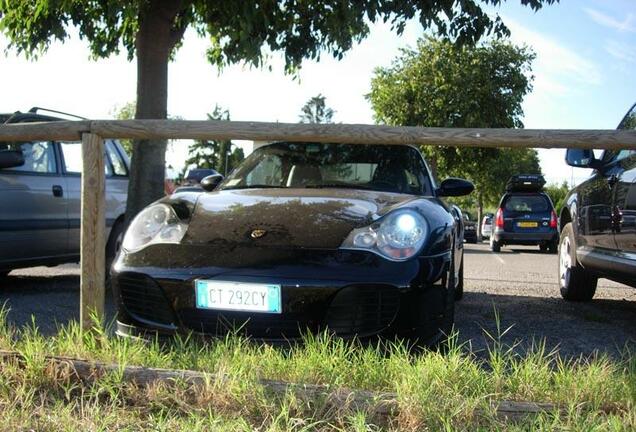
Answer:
[80,133,106,331]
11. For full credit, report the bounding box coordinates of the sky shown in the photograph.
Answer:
[1,0,635,184]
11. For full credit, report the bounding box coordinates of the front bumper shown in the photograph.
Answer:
[111,246,452,343]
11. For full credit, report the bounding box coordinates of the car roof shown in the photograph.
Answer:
[501,191,550,201]
[3,113,64,124]
[2,107,86,125]
[260,140,422,152]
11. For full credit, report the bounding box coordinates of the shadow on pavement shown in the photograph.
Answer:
[0,274,116,336]
[1,273,634,361]
[463,246,494,255]
[455,291,636,360]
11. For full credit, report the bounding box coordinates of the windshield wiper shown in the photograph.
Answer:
[304,183,374,190]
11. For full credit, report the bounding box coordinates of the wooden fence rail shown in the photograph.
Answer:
[0,119,635,330]
[1,119,636,149]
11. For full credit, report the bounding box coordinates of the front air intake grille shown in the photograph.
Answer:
[178,285,400,340]
[325,285,400,337]
[179,309,318,339]
[117,273,176,327]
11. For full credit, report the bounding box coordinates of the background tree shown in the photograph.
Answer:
[544,181,570,214]
[299,94,335,124]
[182,105,244,178]
[368,37,540,234]
[0,0,557,221]
[111,101,136,156]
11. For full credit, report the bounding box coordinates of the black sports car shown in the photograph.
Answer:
[112,142,473,345]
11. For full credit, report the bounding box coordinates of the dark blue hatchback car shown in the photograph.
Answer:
[490,175,558,253]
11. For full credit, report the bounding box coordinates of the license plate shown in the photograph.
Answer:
[517,221,538,228]
[195,280,282,314]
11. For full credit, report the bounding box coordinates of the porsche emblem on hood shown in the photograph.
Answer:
[250,229,267,239]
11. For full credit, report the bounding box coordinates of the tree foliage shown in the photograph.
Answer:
[544,181,570,213]
[111,101,136,156]
[182,105,244,177]
[299,94,335,124]
[368,37,540,226]
[0,1,557,64]
[0,0,558,219]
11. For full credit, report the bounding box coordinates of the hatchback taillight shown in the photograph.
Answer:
[550,210,558,229]
[495,208,504,228]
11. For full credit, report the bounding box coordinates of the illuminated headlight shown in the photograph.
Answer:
[340,210,428,261]
[122,204,187,252]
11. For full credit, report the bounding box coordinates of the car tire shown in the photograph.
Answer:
[490,237,501,252]
[548,240,558,254]
[454,256,464,301]
[411,253,457,348]
[559,223,597,301]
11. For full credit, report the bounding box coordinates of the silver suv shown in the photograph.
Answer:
[0,108,129,277]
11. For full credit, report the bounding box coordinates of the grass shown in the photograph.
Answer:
[0,306,634,431]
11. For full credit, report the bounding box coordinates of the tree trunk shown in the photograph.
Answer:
[219,140,229,175]
[428,152,439,184]
[125,0,186,222]
[477,192,484,240]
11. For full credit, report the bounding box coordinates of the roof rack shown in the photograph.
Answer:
[28,107,87,120]
[506,174,546,192]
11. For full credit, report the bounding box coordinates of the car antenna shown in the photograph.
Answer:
[28,107,87,120]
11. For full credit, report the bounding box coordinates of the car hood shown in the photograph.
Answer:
[182,188,422,249]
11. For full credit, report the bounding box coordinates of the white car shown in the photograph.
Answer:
[0,108,129,277]
[481,214,493,240]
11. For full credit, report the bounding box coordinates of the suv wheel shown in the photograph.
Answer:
[490,237,501,252]
[559,223,597,301]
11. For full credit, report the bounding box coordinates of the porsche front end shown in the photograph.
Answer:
[111,142,470,345]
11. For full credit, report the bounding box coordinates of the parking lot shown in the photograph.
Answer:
[1,242,634,358]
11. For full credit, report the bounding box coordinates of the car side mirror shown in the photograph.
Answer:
[200,174,224,192]
[0,150,24,169]
[437,178,474,197]
[565,148,600,169]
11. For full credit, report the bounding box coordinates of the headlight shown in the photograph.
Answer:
[340,209,428,261]
[122,204,187,252]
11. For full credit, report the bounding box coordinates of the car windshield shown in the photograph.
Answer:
[504,195,550,213]
[220,142,432,195]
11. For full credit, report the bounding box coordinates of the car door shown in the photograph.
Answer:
[59,140,128,255]
[610,104,636,260]
[610,151,636,253]
[575,166,616,251]
[0,141,70,265]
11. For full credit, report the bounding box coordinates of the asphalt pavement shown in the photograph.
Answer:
[458,242,635,358]
[1,242,634,358]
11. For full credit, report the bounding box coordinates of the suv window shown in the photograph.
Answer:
[106,141,127,176]
[618,104,636,131]
[60,141,112,175]
[504,195,550,213]
[601,149,636,166]
[0,141,56,173]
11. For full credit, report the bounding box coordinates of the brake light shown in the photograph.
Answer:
[495,208,504,228]
[550,210,558,229]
